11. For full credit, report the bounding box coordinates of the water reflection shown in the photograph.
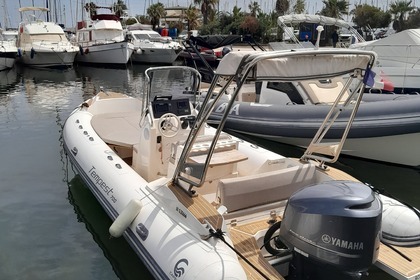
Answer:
[0,67,19,94]
[17,66,82,113]
[75,64,150,99]
[67,175,153,280]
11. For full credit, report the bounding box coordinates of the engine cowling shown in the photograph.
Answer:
[279,180,382,279]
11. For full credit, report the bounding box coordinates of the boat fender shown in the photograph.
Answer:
[84,48,89,54]
[17,48,22,57]
[30,48,35,59]
[109,199,143,238]
[380,194,420,246]
[79,46,84,56]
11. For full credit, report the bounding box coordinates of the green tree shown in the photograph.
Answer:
[137,15,151,25]
[185,5,200,31]
[319,0,348,19]
[389,0,415,31]
[352,4,391,30]
[406,8,420,29]
[199,20,221,35]
[147,2,166,30]
[194,0,219,25]
[275,0,290,15]
[293,0,306,14]
[248,1,261,17]
[213,6,244,35]
[112,0,127,18]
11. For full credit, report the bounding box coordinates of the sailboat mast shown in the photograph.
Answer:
[1,0,7,28]
[46,0,50,22]
[19,0,23,22]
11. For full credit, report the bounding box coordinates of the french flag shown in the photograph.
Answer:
[364,68,394,92]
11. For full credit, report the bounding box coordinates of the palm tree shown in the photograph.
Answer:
[112,0,127,18]
[389,0,414,31]
[194,0,219,25]
[293,0,306,14]
[248,1,261,17]
[276,0,290,15]
[232,6,243,19]
[319,0,348,19]
[147,3,166,30]
[185,5,200,31]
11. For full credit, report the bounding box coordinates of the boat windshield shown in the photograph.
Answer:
[134,34,154,40]
[28,34,69,42]
[143,66,201,115]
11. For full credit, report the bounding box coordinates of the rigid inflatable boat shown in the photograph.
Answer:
[63,49,420,280]
[207,80,420,167]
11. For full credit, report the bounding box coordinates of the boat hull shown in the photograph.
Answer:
[0,41,17,70]
[63,104,246,280]
[131,48,180,64]
[256,132,420,167]
[75,42,134,65]
[367,67,420,94]
[0,52,16,70]
[17,49,77,68]
[209,95,420,167]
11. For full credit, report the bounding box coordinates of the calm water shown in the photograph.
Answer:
[1,63,418,280]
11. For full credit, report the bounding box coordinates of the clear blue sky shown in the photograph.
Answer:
[1,0,414,29]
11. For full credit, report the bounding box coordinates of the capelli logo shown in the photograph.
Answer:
[171,258,188,278]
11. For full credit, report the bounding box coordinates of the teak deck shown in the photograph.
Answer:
[168,184,283,279]
[230,219,285,280]
[376,243,420,279]
[169,165,420,280]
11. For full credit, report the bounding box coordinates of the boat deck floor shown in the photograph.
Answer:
[170,165,420,280]
[376,243,420,280]
[229,219,285,280]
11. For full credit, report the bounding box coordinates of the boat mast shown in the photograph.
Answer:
[18,0,23,22]
[46,0,50,22]
[1,0,8,28]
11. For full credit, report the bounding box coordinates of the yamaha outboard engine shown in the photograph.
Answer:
[279,181,382,280]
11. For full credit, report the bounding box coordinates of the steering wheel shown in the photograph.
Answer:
[158,113,181,137]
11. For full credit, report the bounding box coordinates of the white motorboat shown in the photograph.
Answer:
[75,5,134,66]
[0,29,17,71]
[16,7,78,68]
[126,24,182,64]
[350,29,420,94]
[63,49,420,280]
[278,14,420,94]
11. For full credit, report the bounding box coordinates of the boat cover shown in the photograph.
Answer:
[19,7,49,12]
[278,14,352,28]
[188,35,243,49]
[352,29,420,66]
[215,49,375,80]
